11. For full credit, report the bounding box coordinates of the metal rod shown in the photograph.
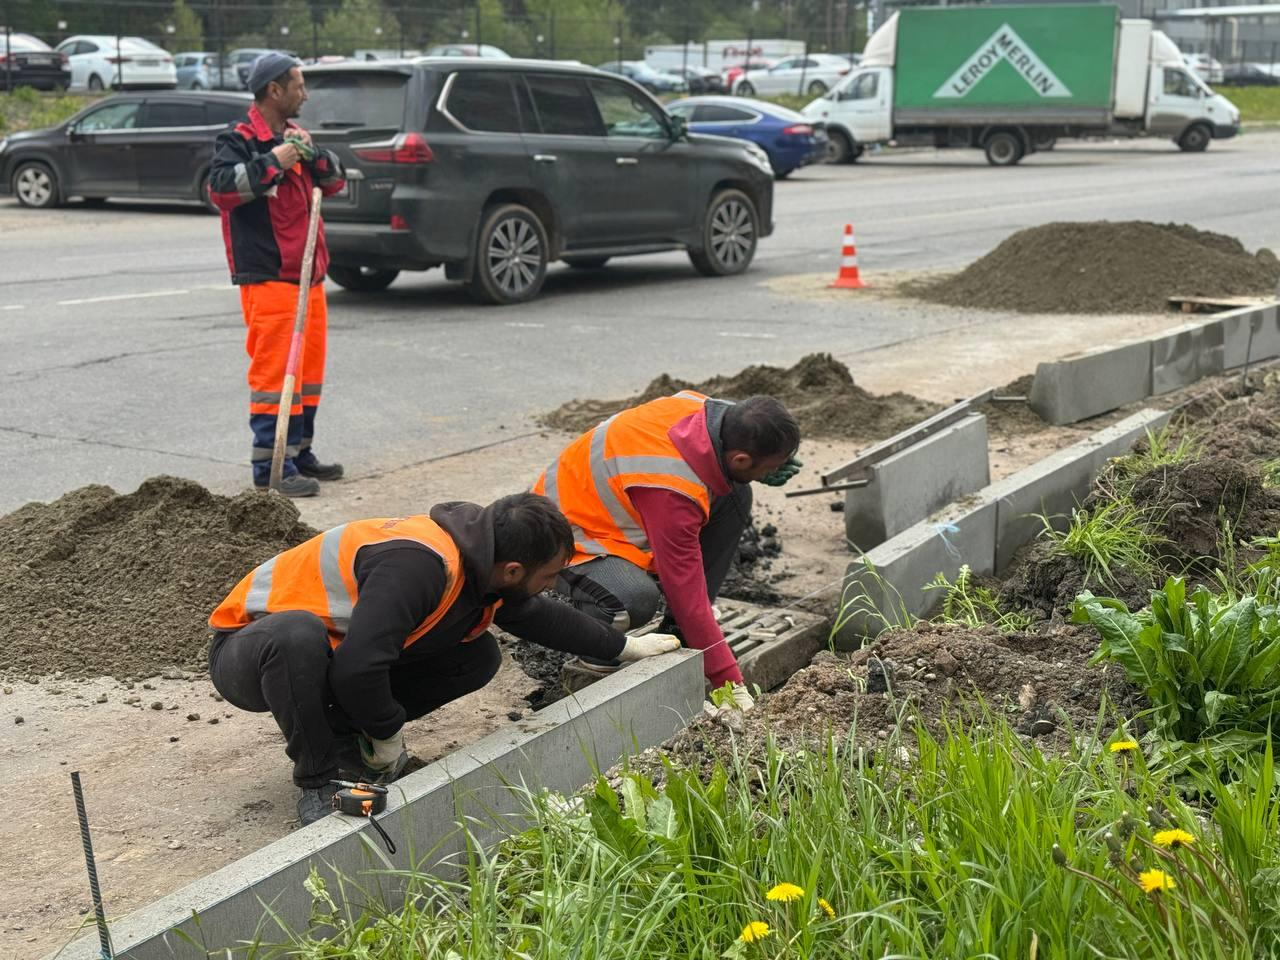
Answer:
[785,478,870,498]
[71,772,114,960]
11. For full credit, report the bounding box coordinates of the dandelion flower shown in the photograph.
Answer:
[739,921,771,943]
[1109,740,1139,755]
[1138,869,1176,893]
[766,882,805,903]
[1153,828,1195,849]
[817,897,836,919]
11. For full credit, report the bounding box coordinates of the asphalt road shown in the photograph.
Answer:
[1,134,1277,512]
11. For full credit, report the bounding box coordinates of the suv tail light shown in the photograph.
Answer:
[782,124,814,137]
[353,132,435,165]
[390,214,409,231]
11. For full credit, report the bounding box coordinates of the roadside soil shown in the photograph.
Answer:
[0,304,1249,960]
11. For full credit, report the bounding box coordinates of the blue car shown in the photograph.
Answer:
[667,96,828,179]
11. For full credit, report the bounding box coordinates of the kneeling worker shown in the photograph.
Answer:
[534,392,801,707]
[208,493,679,824]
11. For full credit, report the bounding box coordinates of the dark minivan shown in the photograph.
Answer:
[0,90,251,210]
[303,58,775,304]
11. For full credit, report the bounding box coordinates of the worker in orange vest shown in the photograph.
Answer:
[534,393,801,710]
[208,493,680,825]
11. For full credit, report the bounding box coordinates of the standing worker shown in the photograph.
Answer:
[533,393,802,707]
[208,493,681,824]
[209,53,346,497]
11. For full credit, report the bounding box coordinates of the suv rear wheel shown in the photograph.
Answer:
[689,189,758,277]
[469,204,549,305]
[328,265,400,292]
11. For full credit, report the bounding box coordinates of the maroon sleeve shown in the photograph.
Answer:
[629,487,743,687]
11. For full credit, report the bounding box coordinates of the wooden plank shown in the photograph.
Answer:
[820,388,995,486]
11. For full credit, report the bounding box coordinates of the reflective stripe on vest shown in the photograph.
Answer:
[533,392,713,569]
[209,516,499,647]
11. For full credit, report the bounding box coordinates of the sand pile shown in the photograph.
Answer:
[910,221,1279,314]
[542,353,941,440]
[0,477,317,679]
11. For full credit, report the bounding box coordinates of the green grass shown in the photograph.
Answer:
[0,88,98,134]
[1102,424,1203,500]
[924,562,1034,633]
[248,717,1280,959]
[1042,501,1168,590]
[1214,85,1280,124]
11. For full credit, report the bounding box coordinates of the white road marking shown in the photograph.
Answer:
[717,331,777,340]
[505,321,546,329]
[2,304,25,311]
[58,289,190,306]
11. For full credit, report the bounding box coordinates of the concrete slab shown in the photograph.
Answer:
[1221,303,1280,369]
[987,408,1171,572]
[51,651,705,960]
[832,496,997,650]
[718,599,829,693]
[1150,320,1226,395]
[844,413,990,551]
[1029,340,1153,425]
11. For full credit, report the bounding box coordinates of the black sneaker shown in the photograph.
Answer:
[254,474,321,498]
[297,783,339,826]
[296,453,344,481]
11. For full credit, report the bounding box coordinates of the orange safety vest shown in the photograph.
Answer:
[209,516,500,648]
[533,391,713,569]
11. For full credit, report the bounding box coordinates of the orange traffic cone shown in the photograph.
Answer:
[828,223,867,289]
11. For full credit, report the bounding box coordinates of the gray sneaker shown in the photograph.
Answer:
[297,783,339,826]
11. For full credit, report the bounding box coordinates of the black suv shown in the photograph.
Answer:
[0,91,251,210]
[303,58,775,304]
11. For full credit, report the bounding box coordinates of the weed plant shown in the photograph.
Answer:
[1041,501,1167,589]
[924,563,1033,633]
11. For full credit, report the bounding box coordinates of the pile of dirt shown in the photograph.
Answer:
[909,222,1280,315]
[510,639,573,709]
[0,477,317,679]
[1130,457,1280,570]
[974,374,1048,436]
[720,521,786,605]
[541,353,942,441]
[997,541,1150,622]
[643,621,1141,780]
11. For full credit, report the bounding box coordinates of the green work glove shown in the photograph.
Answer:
[759,455,803,487]
[284,132,318,163]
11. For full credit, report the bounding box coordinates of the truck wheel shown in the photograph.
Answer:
[327,265,400,292]
[1177,123,1211,153]
[826,129,858,164]
[468,203,549,305]
[689,189,758,277]
[984,131,1024,167]
[13,161,61,208]
[1031,133,1057,151]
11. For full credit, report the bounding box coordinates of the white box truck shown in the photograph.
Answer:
[803,5,1240,166]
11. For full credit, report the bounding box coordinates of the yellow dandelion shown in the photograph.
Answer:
[1138,869,1176,894]
[739,921,771,943]
[766,882,805,903]
[817,897,836,919]
[1109,740,1139,755]
[1153,828,1195,849]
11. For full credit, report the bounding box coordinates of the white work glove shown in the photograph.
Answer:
[726,682,755,713]
[359,729,408,779]
[617,632,682,662]
[703,683,756,731]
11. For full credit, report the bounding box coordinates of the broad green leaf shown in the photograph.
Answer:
[1202,690,1240,729]
[620,776,648,827]
[645,794,679,841]
[1213,597,1259,687]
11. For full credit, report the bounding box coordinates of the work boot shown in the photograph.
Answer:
[561,656,620,695]
[255,474,321,498]
[297,782,339,826]
[296,451,344,481]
